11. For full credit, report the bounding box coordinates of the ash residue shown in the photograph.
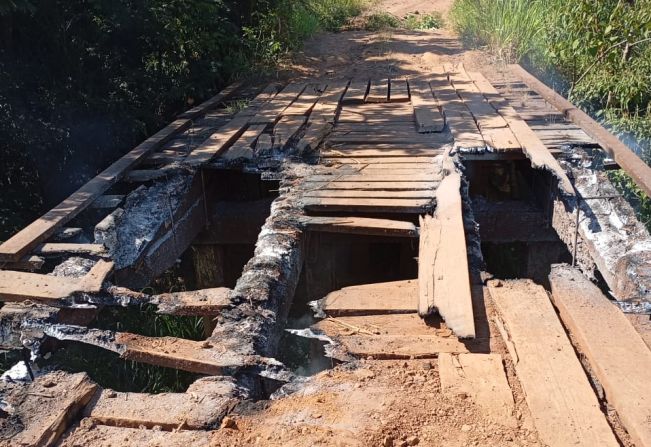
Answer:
[50,257,96,278]
[94,174,193,269]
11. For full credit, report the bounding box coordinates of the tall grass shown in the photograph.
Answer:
[449,0,548,62]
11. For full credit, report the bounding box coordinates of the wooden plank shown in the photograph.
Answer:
[389,78,410,102]
[223,123,267,160]
[337,110,414,123]
[322,148,444,158]
[249,82,306,124]
[183,84,279,166]
[467,71,574,195]
[328,133,447,145]
[0,260,113,303]
[307,174,438,182]
[303,189,435,199]
[0,83,240,263]
[320,156,439,164]
[302,216,418,237]
[549,264,651,447]
[446,65,520,151]
[177,81,243,119]
[410,80,445,133]
[418,169,475,338]
[341,79,369,104]
[3,372,97,447]
[153,287,231,316]
[305,181,439,191]
[334,122,417,133]
[627,314,651,350]
[366,79,389,103]
[273,114,307,147]
[510,64,651,197]
[429,71,485,149]
[303,197,434,213]
[282,83,326,116]
[36,243,107,256]
[60,425,211,447]
[296,81,349,153]
[89,389,236,430]
[488,279,620,447]
[318,279,418,316]
[439,353,516,427]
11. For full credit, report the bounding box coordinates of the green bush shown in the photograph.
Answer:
[404,12,444,30]
[364,12,401,31]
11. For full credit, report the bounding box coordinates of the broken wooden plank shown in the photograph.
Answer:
[341,79,369,104]
[223,123,267,160]
[282,83,326,116]
[153,287,231,316]
[549,264,651,447]
[317,279,418,316]
[322,147,445,158]
[410,79,445,133]
[88,389,236,430]
[303,197,434,214]
[488,279,619,447]
[439,353,516,427]
[366,79,389,103]
[0,83,240,263]
[418,170,475,338]
[1,372,97,446]
[60,424,211,447]
[36,243,107,256]
[0,260,114,303]
[389,78,410,102]
[0,255,46,271]
[273,114,307,147]
[510,64,651,197]
[467,71,574,195]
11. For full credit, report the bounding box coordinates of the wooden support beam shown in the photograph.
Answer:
[0,260,113,303]
[549,264,651,447]
[36,243,107,256]
[509,64,651,197]
[153,287,232,316]
[418,170,475,338]
[488,279,619,447]
[301,216,419,237]
[0,83,240,262]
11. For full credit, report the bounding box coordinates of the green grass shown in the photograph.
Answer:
[450,0,548,62]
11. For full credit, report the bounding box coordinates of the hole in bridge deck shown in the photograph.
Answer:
[280,230,419,376]
[465,159,573,287]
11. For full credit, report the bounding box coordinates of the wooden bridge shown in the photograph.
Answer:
[1,64,651,446]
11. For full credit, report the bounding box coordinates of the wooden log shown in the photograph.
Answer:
[439,353,516,427]
[488,279,619,447]
[302,216,418,238]
[549,264,651,447]
[0,260,113,303]
[0,82,240,262]
[510,64,651,197]
[318,279,418,316]
[418,170,475,338]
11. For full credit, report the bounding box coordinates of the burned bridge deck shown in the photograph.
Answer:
[1,64,651,446]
